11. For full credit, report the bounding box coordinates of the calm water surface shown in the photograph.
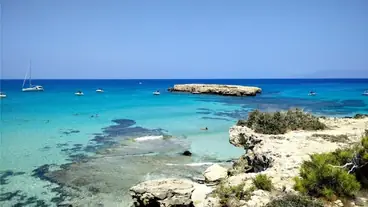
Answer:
[1,79,367,206]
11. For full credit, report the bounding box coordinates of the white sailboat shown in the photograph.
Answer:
[22,61,44,92]
[75,91,84,96]
[96,88,104,93]
[0,92,6,98]
[153,90,160,95]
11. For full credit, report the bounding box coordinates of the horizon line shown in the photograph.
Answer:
[1,78,368,80]
[0,77,368,82]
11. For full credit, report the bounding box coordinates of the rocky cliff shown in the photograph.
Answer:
[168,84,262,96]
[130,117,368,207]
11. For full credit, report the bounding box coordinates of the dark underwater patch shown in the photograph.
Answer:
[214,109,250,119]
[60,129,80,136]
[94,118,164,142]
[196,95,368,117]
[341,99,366,107]
[31,164,54,182]
[28,118,169,205]
[197,111,212,115]
[197,108,212,111]
[61,144,84,154]
[0,190,48,206]
[39,146,52,151]
[0,170,26,185]
[56,143,69,148]
[201,117,232,121]
[0,190,23,201]
[66,153,89,163]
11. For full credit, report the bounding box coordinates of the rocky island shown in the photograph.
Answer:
[168,84,262,96]
[130,110,368,207]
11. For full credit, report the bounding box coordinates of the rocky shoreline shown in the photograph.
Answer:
[168,84,262,96]
[129,116,368,207]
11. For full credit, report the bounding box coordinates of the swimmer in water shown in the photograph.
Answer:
[201,127,208,130]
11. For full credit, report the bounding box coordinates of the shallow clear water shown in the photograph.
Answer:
[1,79,368,206]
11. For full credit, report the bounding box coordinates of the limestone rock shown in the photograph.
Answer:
[130,178,196,207]
[229,126,261,149]
[203,164,228,183]
[333,200,344,207]
[191,184,213,207]
[243,190,272,207]
[203,197,221,207]
[168,84,262,96]
[355,197,366,206]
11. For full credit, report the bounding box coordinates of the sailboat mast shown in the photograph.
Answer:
[29,60,32,87]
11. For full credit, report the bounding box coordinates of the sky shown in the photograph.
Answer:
[1,0,368,79]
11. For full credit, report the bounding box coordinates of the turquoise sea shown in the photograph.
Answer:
[1,79,368,206]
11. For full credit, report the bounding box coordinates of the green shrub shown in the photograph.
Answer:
[294,152,361,198]
[237,108,327,135]
[252,174,273,191]
[265,194,323,207]
[214,182,253,206]
[356,135,368,187]
[311,134,349,143]
[353,114,368,119]
[294,131,368,201]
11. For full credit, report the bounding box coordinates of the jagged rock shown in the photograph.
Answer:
[168,84,262,96]
[245,151,273,173]
[229,126,273,173]
[182,150,192,156]
[203,164,228,184]
[228,155,252,175]
[229,126,262,149]
[130,178,196,207]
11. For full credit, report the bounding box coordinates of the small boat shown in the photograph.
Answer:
[153,90,160,95]
[75,91,84,96]
[0,92,6,98]
[96,88,104,93]
[22,60,44,92]
[363,90,368,96]
[191,91,200,94]
[308,91,316,96]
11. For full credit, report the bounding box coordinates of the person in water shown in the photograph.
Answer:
[201,127,208,130]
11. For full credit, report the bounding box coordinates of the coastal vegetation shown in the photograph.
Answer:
[265,195,323,207]
[310,133,349,143]
[294,132,368,201]
[252,174,273,191]
[237,108,327,134]
[214,182,255,206]
[354,114,368,119]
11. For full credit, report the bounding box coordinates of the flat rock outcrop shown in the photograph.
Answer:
[130,178,213,207]
[130,178,195,206]
[168,84,262,96]
[203,164,228,184]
